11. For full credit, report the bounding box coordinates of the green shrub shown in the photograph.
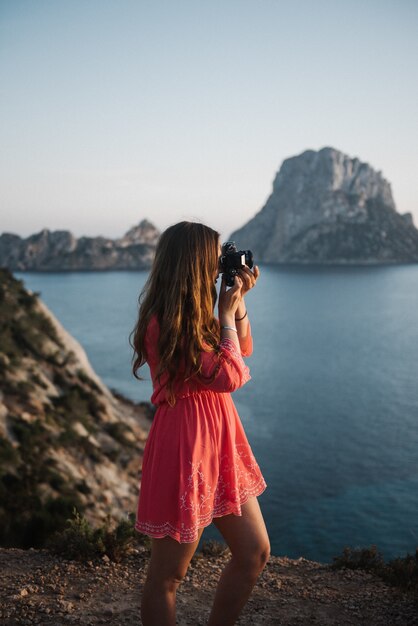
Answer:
[0,324,24,359]
[52,382,105,426]
[30,310,61,344]
[77,369,101,392]
[105,422,135,447]
[331,545,385,572]
[331,544,418,596]
[48,508,137,562]
[382,549,418,593]
[21,496,83,548]
[16,380,36,395]
[10,317,45,356]
[57,427,101,462]
[0,436,19,466]
[17,290,39,309]
[199,539,229,557]
[47,471,67,491]
[31,371,48,388]
[0,489,83,549]
[76,480,91,495]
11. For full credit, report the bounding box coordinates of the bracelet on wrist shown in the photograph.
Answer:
[235,310,248,321]
[221,325,238,333]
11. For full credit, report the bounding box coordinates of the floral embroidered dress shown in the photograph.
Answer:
[135,315,267,543]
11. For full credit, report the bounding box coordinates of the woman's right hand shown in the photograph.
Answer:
[218,274,244,324]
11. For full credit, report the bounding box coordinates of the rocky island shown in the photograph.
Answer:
[0,219,159,272]
[230,147,418,264]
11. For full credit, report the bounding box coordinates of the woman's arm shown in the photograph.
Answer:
[198,337,251,393]
[195,271,249,392]
[197,264,259,392]
[234,265,259,356]
[218,272,243,354]
[234,298,252,356]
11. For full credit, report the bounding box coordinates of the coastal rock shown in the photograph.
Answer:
[0,268,152,547]
[116,218,160,247]
[230,147,418,264]
[0,219,160,271]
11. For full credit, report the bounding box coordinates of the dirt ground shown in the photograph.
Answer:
[1,546,417,625]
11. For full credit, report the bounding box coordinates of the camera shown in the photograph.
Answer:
[219,241,254,287]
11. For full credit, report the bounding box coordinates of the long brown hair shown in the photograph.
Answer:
[129,221,221,405]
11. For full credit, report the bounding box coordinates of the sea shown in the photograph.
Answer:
[15,264,418,564]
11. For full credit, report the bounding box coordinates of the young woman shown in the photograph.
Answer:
[130,221,270,626]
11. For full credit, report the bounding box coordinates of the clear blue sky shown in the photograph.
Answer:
[1,0,417,242]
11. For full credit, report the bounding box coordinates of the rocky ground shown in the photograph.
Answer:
[1,546,417,625]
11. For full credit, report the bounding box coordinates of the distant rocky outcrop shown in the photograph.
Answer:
[0,219,159,271]
[230,147,418,264]
[0,268,152,548]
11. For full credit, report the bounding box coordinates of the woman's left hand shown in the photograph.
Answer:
[237,265,259,297]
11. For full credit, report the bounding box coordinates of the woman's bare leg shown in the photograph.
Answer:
[207,496,270,626]
[141,526,205,626]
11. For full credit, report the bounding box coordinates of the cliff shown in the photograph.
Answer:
[0,268,152,548]
[230,147,418,264]
[0,219,159,271]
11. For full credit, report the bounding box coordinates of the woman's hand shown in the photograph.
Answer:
[237,265,259,297]
[218,274,244,324]
[218,265,259,324]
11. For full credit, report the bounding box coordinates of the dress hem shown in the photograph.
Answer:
[135,478,267,544]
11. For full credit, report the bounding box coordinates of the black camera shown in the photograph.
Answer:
[219,241,254,287]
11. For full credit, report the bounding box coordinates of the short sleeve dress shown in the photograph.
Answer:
[135,315,267,543]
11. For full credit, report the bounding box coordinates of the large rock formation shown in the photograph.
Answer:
[230,147,418,264]
[0,219,159,271]
[0,268,152,548]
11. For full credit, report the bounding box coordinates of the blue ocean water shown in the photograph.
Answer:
[15,265,418,563]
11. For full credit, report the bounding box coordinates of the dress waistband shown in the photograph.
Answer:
[154,388,216,406]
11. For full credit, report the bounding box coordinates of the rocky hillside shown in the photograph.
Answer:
[0,219,159,271]
[230,147,418,264]
[0,268,152,548]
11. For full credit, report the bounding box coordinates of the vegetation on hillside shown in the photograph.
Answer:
[47,510,418,597]
[0,268,144,548]
[331,544,418,598]
[47,508,144,562]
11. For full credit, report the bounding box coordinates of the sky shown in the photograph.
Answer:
[1,0,417,243]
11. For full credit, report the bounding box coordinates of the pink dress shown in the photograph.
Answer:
[135,315,267,543]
